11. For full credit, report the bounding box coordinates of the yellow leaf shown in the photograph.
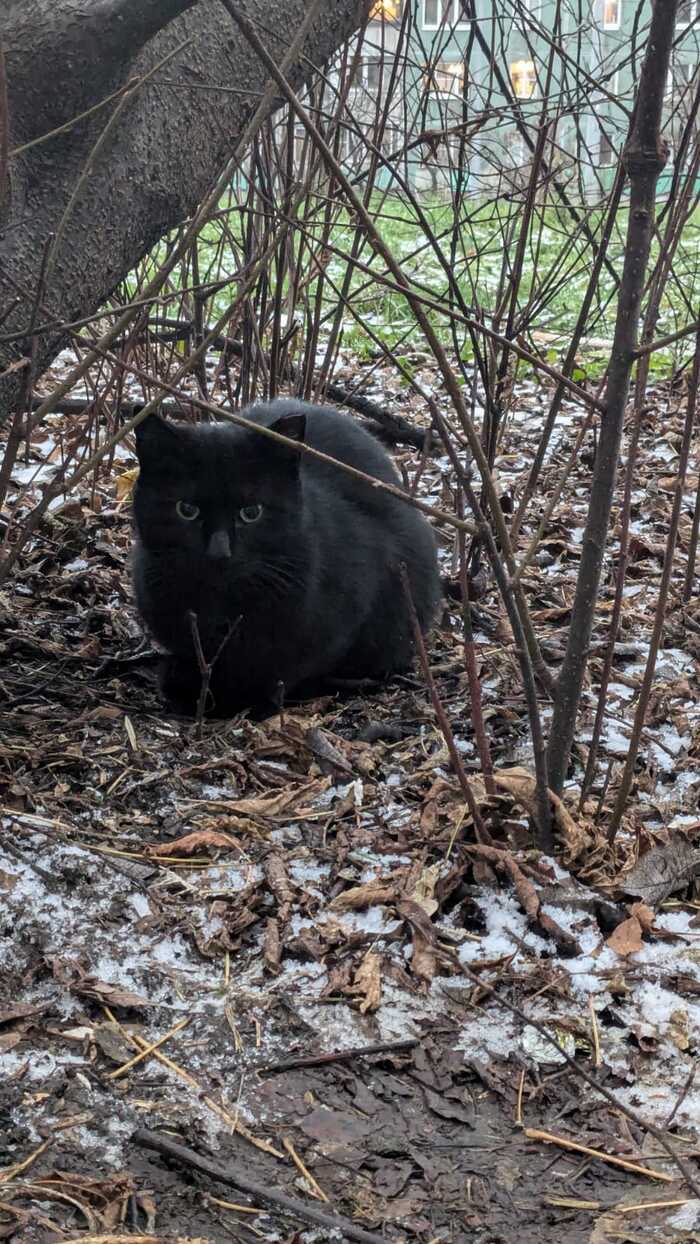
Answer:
[115,466,139,501]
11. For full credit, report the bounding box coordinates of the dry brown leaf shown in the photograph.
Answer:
[264,917,281,974]
[407,863,440,917]
[77,980,153,1009]
[619,835,700,906]
[397,898,460,985]
[145,830,240,858]
[114,466,139,501]
[629,901,655,932]
[347,951,382,1013]
[468,844,580,953]
[329,881,397,911]
[264,853,295,923]
[0,1031,23,1052]
[606,916,643,958]
[493,766,594,859]
[0,1002,48,1025]
[419,799,439,834]
[669,1008,690,1052]
[304,726,354,775]
[205,779,327,819]
[92,1022,135,1064]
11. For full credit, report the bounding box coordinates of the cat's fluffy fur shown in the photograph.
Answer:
[133,399,440,715]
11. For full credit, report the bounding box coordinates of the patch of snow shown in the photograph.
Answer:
[668,1201,700,1229]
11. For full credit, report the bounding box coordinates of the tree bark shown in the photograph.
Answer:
[0,0,365,424]
[546,0,679,795]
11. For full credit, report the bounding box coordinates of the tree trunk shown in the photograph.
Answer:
[546,0,678,795]
[0,0,365,423]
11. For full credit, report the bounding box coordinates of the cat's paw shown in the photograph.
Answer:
[157,655,202,716]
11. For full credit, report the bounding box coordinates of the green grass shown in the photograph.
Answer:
[126,189,700,383]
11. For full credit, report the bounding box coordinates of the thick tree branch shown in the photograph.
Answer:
[1,1,198,133]
[0,0,366,424]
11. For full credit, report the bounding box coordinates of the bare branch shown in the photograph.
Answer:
[546,0,679,794]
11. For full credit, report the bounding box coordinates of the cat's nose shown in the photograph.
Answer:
[206,529,231,561]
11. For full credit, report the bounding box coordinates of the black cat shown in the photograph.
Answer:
[132,399,440,715]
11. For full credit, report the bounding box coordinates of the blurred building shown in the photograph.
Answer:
[332,0,700,198]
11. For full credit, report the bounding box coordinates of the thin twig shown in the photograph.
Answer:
[448,967,700,1196]
[133,1129,398,1244]
[607,325,699,842]
[400,562,490,846]
[187,612,239,731]
[665,1059,698,1129]
[258,1037,418,1074]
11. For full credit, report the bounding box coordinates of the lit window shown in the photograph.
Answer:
[426,60,465,95]
[603,0,620,29]
[370,0,401,18]
[599,128,615,166]
[678,0,697,25]
[510,59,536,98]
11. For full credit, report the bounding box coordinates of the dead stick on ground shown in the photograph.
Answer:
[258,1036,418,1074]
[133,1129,397,1244]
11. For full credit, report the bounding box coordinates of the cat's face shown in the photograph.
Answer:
[133,412,306,586]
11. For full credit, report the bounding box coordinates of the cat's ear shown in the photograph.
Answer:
[134,412,185,469]
[270,412,306,445]
[269,412,306,473]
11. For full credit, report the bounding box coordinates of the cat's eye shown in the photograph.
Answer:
[176,500,200,521]
[239,504,263,524]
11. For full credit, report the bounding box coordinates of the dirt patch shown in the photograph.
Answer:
[2,373,700,1240]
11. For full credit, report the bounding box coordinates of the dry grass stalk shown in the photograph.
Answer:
[524,1128,675,1182]
[282,1137,330,1202]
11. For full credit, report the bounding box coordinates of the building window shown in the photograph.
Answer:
[339,126,365,172]
[424,0,448,27]
[510,59,536,98]
[427,60,465,95]
[423,0,468,29]
[370,0,401,18]
[602,0,621,29]
[381,126,402,156]
[599,128,615,165]
[363,57,383,90]
[677,0,697,25]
